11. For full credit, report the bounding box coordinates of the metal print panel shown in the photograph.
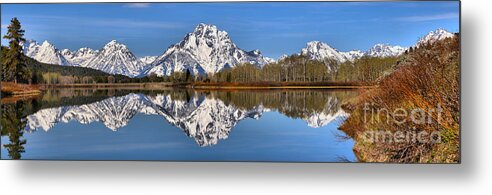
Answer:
[0,1,460,163]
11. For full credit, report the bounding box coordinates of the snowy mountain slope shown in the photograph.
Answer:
[291,41,402,74]
[61,47,99,66]
[278,54,289,62]
[138,56,158,65]
[22,39,143,77]
[340,50,364,62]
[298,41,405,64]
[144,23,270,76]
[364,43,407,58]
[83,40,144,77]
[301,41,348,63]
[416,28,455,46]
[21,40,71,66]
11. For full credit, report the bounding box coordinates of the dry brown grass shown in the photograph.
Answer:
[339,36,460,163]
[191,81,366,87]
[1,82,41,96]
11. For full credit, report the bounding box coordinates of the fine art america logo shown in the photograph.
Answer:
[360,103,443,144]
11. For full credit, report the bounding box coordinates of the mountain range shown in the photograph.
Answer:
[20,25,455,77]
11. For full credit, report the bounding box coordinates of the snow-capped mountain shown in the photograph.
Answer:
[144,23,270,76]
[84,40,144,77]
[417,28,455,46]
[24,92,346,146]
[298,41,404,64]
[138,56,158,71]
[340,50,365,62]
[138,56,158,65]
[278,54,289,61]
[301,41,348,63]
[264,57,276,64]
[23,39,144,77]
[61,47,99,66]
[21,40,71,66]
[365,44,407,58]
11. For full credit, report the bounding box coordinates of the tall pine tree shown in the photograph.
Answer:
[2,17,26,83]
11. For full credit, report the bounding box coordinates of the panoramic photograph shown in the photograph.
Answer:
[0,2,460,163]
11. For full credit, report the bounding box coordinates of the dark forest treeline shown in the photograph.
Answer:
[1,46,132,84]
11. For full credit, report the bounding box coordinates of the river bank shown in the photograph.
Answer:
[31,81,373,90]
[0,82,42,97]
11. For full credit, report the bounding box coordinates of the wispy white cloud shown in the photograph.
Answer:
[124,3,151,8]
[395,13,459,22]
[1,24,7,28]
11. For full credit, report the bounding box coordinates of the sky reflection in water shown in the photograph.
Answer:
[1,90,357,162]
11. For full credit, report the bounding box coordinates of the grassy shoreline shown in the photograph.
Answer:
[36,81,373,90]
[1,82,42,97]
[1,81,370,101]
[1,81,370,103]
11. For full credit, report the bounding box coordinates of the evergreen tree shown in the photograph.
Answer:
[185,69,191,82]
[2,17,26,83]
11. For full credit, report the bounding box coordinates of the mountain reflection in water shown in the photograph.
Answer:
[1,89,358,161]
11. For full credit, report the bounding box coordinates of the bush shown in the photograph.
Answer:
[339,36,460,163]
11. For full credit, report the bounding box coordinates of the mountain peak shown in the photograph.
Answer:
[249,49,261,56]
[301,41,346,63]
[60,48,73,57]
[104,40,126,48]
[145,23,269,76]
[365,43,406,58]
[21,39,71,66]
[340,50,364,62]
[41,40,55,48]
[84,40,142,77]
[194,23,219,32]
[306,40,323,45]
[76,47,96,53]
[417,28,454,46]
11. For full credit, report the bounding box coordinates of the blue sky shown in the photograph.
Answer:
[1,2,459,58]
